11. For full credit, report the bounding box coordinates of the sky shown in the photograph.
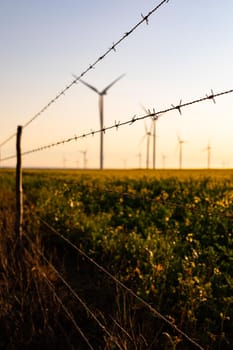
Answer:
[0,0,233,169]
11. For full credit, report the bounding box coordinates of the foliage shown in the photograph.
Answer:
[0,169,233,349]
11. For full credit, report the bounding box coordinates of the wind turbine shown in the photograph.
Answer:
[152,118,157,169]
[140,105,158,169]
[203,142,211,169]
[80,150,87,169]
[122,158,127,169]
[162,153,167,169]
[63,156,66,169]
[76,74,125,170]
[137,152,142,168]
[176,135,187,170]
[139,122,153,169]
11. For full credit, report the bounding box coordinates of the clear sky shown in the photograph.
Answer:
[1,0,233,169]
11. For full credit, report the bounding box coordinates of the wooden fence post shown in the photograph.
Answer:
[16,126,23,239]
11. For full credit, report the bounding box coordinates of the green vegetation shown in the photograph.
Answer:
[0,169,233,349]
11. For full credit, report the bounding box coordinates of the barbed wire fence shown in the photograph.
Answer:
[1,0,233,348]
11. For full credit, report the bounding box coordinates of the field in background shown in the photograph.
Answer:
[1,167,232,179]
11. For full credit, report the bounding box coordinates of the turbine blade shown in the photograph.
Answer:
[138,134,146,146]
[147,132,151,147]
[101,73,125,94]
[79,79,100,94]
[149,119,154,134]
[174,141,179,154]
[99,96,104,129]
[140,103,149,114]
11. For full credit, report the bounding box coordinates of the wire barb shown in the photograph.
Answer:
[115,120,120,130]
[141,13,149,25]
[207,89,216,104]
[111,43,116,52]
[171,99,182,115]
[130,115,137,124]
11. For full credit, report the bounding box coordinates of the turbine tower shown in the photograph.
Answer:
[78,74,125,170]
[137,152,142,168]
[80,150,87,169]
[152,117,157,169]
[177,135,187,170]
[139,122,153,169]
[204,142,211,169]
[140,105,158,169]
[162,153,167,169]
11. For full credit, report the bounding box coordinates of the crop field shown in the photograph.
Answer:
[0,168,233,349]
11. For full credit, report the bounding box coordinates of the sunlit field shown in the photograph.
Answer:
[3,167,232,180]
[0,167,232,349]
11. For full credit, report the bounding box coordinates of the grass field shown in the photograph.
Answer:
[0,168,232,349]
[13,167,233,179]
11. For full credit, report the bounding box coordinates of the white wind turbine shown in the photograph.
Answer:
[139,122,153,169]
[162,153,167,169]
[140,105,158,169]
[152,118,157,169]
[75,74,125,170]
[80,150,87,169]
[203,142,211,169]
[137,152,142,168]
[62,156,66,169]
[176,135,188,169]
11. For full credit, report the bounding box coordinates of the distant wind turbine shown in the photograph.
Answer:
[203,142,211,169]
[75,74,125,169]
[152,118,157,169]
[63,156,66,169]
[176,135,187,169]
[80,150,87,169]
[162,153,167,169]
[122,159,127,169]
[140,105,158,169]
[137,152,142,168]
[139,122,153,169]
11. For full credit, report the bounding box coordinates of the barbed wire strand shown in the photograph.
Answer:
[35,214,205,350]
[1,87,232,162]
[23,248,94,350]
[0,0,170,148]
[24,232,120,346]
